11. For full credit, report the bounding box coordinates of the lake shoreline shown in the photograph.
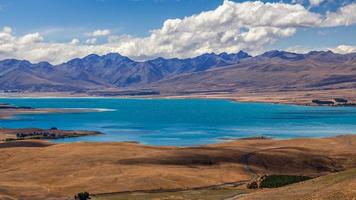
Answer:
[0,98,354,121]
[1,97,356,146]
[1,88,355,107]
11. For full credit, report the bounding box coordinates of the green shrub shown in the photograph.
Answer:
[75,192,90,200]
[312,99,334,105]
[260,175,311,188]
[5,138,17,141]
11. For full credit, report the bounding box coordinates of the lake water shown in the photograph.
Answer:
[0,98,356,146]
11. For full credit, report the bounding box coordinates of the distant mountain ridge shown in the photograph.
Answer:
[0,50,355,94]
[0,51,251,91]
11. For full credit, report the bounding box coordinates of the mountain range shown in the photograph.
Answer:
[0,50,355,95]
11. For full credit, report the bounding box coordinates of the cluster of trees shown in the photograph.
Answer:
[16,131,57,138]
[312,98,350,106]
[312,99,334,105]
[334,98,348,103]
[259,175,311,188]
[16,128,59,139]
[247,175,312,189]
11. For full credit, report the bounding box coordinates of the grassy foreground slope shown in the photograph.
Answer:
[92,168,356,200]
[92,187,248,200]
[0,135,355,199]
[239,168,356,200]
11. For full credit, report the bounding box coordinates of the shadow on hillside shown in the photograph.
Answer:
[0,141,53,149]
[117,146,348,174]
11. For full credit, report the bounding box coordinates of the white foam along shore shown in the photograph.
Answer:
[84,108,117,112]
[52,108,117,112]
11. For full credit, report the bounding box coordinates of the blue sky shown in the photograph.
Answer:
[1,0,355,38]
[0,0,355,63]
[2,0,222,38]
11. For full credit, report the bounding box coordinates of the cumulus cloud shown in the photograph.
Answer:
[291,0,305,4]
[70,38,80,45]
[85,38,97,45]
[0,1,356,64]
[18,33,43,45]
[285,44,356,54]
[87,29,111,37]
[285,45,316,53]
[332,45,356,54]
[2,26,12,34]
[309,0,325,7]
[322,3,356,26]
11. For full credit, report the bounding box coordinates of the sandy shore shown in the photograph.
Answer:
[0,135,355,199]
[1,88,355,106]
[157,88,356,106]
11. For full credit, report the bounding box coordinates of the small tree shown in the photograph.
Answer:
[334,98,348,103]
[247,181,258,189]
[75,192,90,200]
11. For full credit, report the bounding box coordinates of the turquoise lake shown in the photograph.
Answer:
[0,98,355,146]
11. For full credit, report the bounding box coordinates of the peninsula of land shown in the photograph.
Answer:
[0,102,104,120]
[0,127,102,141]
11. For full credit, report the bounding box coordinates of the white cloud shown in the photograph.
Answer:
[285,45,315,53]
[105,1,323,59]
[18,33,43,45]
[285,44,356,54]
[2,26,12,34]
[332,45,356,54]
[87,29,111,37]
[291,0,304,4]
[322,3,356,26]
[85,38,97,45]
[309,0,325,7]
[0,1,355,64]
[70,38,80,45]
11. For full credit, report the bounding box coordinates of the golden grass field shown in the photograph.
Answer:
[0,135,355,199]
[92,168,356,200]
[238,168,356,200]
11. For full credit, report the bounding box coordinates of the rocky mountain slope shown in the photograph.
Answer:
[151,51,356,94]
[0,50,355,94]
